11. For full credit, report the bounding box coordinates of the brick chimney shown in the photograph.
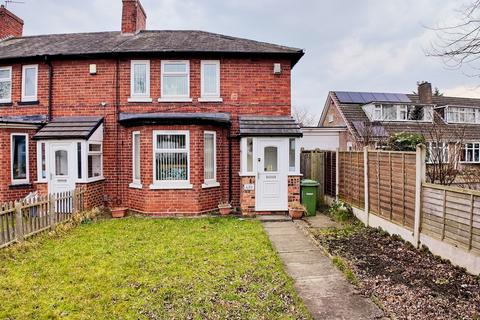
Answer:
[0,5,24,39]
[418,81,433,104]
[121,0,147,34]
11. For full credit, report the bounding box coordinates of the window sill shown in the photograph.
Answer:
[128,97,153,103]
[77,177,105,184]
[239,172,255,177]
[18,100,39,106]
[149,182,193,190]
[9,182,32,189]
[202,181,220,189]
[158,97,193,103]
[129,182,143,189]
[288,173,303,177]
[198,97,223,103]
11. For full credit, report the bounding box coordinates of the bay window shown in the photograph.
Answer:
[87,143,102,178]
[11,134,29,184]
[22,65,38,102]
[461,143,480,163]
[203,131,218,187]
[0,66,12,103]
[130,131,141,188]
[129,60,151,102]
[159,61,191,101]
[200,60,221,101]
[152,131,191,189]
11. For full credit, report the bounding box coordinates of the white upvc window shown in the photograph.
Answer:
[203,131,219,188]
[240,137,255,175]
[159,60,191,102]
[0,66,12,103]
[289,138,297,173]
[426,142,449,164]
[21,64,38,102]
[199,60,221,102]
[447,106,479,124]
[461,143,480,163]
[11,133,29,185]
[130,131,142,188]
[36,142,47,182]
[129,60,151,102]
[151,131,192,189]
[87,142,103,179]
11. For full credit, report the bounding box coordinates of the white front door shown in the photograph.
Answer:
[48,142,76,195]
[256,138,288,211]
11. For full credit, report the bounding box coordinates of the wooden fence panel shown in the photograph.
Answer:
[367,151,416,230]
[0,188,86,249]
[338,151,364,208]
[324,151,336,197]
[300,150,326,207]
[422,183,480,254]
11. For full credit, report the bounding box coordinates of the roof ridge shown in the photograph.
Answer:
[11,30,120,40]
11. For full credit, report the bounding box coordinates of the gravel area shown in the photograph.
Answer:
[314,224,480,320]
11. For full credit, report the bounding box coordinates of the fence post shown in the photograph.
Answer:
[49,194,56,230]
[413,144,426,247]
[364,147,370,226]
[335,148,339,201]
[14,201,24,242]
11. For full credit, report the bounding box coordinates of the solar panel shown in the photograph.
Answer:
[335,91,412,104]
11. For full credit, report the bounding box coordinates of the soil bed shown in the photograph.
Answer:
[313,221,480,320]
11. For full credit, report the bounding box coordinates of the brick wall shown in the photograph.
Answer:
[321,99,345,127]
[288,176,301,205]
[0,56,293,214]
[77,180,105,209]
[0,6,23,39]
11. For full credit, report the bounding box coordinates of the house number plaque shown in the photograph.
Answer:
[243,184,255,191]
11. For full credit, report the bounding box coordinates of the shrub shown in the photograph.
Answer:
[388,132,425,151]
[328,201,353,221]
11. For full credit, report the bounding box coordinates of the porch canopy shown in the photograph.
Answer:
[238,116,302,137]
[33,116,104,140]
[0,115,47,127]
[118,112,231,127]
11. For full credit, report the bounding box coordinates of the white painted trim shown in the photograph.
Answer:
[0,66,12,103]
[10,133,29,185]
[202,181,220,189]
[152,130,191,188]
[21,64,38,102]
[160,60,190,100]
[129,182,143,189]
[132,131,141,185]
[200,60,221,99]
[129,60,151,101]
[204,130,217,185]
[87,142,103,180]
[240,137,255,176]
[36,141,47,182]
[198,97,223,103]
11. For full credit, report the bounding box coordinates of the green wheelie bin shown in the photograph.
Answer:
[301,179,319,216]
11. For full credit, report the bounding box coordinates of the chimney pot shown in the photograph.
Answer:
[121,0,147,34]
[0,5,24,39]
[418,81,432,104]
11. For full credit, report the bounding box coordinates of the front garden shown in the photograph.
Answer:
[0,217,310,319]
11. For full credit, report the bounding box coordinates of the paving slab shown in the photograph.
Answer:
[262,219,384,320]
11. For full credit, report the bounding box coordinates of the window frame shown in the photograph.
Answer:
[129,60,152,102]
[36,141,47,182]
[21,64,38,102]
[461,142,480,163]
[203,131,219,188]
[426,141,449,164]
[447,106,480,124]
[87,142,103,180]
[130,131,142,188]
[240,137,255,176]
[151,130,192,189]
[11,133,29,185]
[199,60,222,102]
[159,60,192,102]
[0,66,12,103]
[368,104,433,122]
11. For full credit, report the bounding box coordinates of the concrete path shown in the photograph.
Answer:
[261,219,384,320]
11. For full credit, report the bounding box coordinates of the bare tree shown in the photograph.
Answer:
[292,106,318,127]
[429,1,480,75]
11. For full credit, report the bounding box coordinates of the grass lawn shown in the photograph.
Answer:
[0,217,310,319]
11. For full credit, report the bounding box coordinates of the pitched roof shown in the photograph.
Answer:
[239,116,302,137]
[0,30,304,65]
[329,91,480,141]
[0,115,46,126]
[33,116,103,140]
[118,112,231,126]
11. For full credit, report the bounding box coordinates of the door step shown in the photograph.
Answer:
[256,214,291,222]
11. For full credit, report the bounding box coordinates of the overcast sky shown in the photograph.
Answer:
[6,0,480,121]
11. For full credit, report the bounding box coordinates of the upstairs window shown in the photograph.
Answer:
[160,61,190,101]
[0,66,12,103]
[11,134,29,184]
[22,65,38,102]
[426,142,449,164]
[366,104,433,122]
[200,60,221,101]
[461,143,480,163]
[129,60,151,102]
[447,107,480,124]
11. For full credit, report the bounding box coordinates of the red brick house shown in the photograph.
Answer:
[0,0,304,215]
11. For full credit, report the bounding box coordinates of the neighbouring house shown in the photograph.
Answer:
[318,82,480,167]
[0,1,304,215]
